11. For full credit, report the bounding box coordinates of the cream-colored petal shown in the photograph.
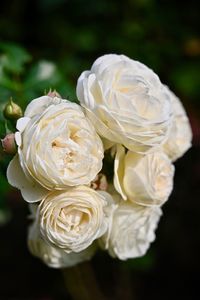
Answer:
[24,95,67,118]
[7,155,48,203]
[15,132,22,147]
[102,137,115,151]
[38,186,109,253]
[162,85,192,162]
[123,151,174,206]
[98,190,118,248]
[20,99,104,190]
[28,221,97,268]
[100,200,162,260]
[16,117,31,132]
[76,54,172,154]
[91,54,123,74]
[24,96,50,117]
[113,144,127,200]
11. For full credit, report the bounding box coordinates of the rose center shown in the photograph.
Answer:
[51,137,77,168]
[61,207,88,233]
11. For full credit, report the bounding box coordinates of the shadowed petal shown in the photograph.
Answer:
[7,155,48,203]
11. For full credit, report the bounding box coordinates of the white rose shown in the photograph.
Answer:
[38,186,113,253]
[77,54,172,153]
[162,86,192,161]
[114,145,174,206]
[101,200,162,260]
[7,95,103,203]
[28,221,96,268]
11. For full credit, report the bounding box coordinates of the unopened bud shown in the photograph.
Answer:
[47,89,61,98]
[1,133,16,154]
[91,173,108,191]
[3,99,23,120]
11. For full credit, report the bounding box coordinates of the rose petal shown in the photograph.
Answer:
[28,221,97,268]
[7,155,48,203]
[113,144,127,200]
[77,54,172,154]
[100,200,162,260]
[15,132,22,147]
[24,95,67,118]
[162,85,192,161]
[16,117,31,132]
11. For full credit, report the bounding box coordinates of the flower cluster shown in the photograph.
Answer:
[7,54,192,268]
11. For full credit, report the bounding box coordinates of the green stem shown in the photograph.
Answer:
[62,261,106,300]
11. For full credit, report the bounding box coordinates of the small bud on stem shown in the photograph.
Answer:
[91,174,108,191]
[3,99,23,121]
[47,89,61,98]
[1,133,16,154]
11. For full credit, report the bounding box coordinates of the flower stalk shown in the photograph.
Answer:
[62,262,106,300]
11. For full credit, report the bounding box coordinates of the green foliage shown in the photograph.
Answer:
[172,63,200,99]
[120,250,156,272]
[0,42,31,74]
[0,42,76,109]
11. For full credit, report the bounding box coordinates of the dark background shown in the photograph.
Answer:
[0,0,200,299]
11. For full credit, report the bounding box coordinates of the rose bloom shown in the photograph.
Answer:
[162,86,192,162]
[7,95,103,203]
[37,186,113,253]
[100,200,162,260]
[114,145,174,206]
[28,221,96,268]
[77,54,172,153]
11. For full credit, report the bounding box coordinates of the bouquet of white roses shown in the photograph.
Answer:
[4,54,192,268]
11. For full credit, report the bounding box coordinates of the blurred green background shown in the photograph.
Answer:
[0,0,199,299]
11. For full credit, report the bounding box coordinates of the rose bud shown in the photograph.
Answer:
[47,89,61,98]
[1,133,16,154]
[3,99,23,120]
[91,174,108,191]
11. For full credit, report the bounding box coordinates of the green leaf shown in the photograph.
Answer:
[24,60,62,88]
[120,251,156,271]
[23,60,76,103]
[0,42,31,74]
[171,64,200,98]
